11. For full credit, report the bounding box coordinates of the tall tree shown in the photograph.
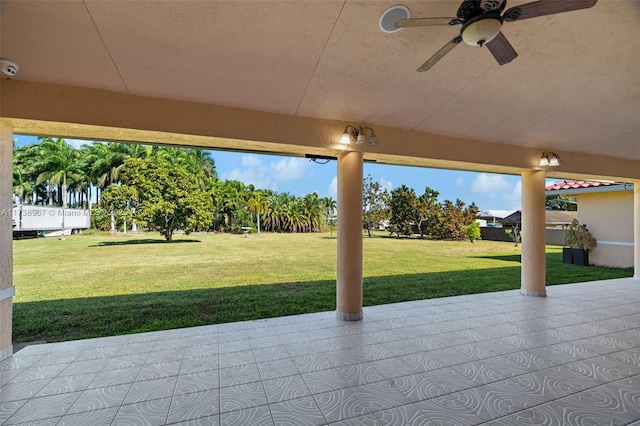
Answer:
[413,187,440,238]
[108,156,214,241]
[389,184,416,237]
[248,190,267,233]
[32,137,85,209]
[362,175,390,237]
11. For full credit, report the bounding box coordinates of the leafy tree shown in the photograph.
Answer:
[505,225,521,247]
[546,194,577,211]
[389,184,416,237]
[414,187,440,238]
[100,184,138,233]
[362,175,390,237]
[428,199,479,240]
[462,222,482,243]
[113,157,213,241]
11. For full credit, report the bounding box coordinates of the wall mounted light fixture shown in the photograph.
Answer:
[341,125,379,147]
[539,152,561,167]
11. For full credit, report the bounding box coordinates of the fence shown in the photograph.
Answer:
[480,227,567,246]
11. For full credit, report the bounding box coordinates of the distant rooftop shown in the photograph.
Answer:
[477,210,516,220]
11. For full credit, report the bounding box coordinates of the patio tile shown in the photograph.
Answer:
[123,376,178,404]
[392,373,445,403]
[175,370,220,395]
[112,396,172,426]
[219,381,267,414]
[35,372,97,397]
[218,363,261,387]
[302,368,352,394]
[263,374,311,404]
[270,395,326,426]
[4,391,82,424]
[313,387,370,423]
[414,394,484,425]
[220,405,270,426]
[352,380,411,412]
[372,403,431,426]
[2,279,640,425]
[337,362,385,387]
[66,383,133,414]
[57,406,118,426]
[256,358,299,380]
[167,389,220,424]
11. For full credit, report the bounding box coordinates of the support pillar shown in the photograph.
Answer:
[0,123,14,360]
[521,170,547,297]
[336,151,363,321]
[634,182,640,280]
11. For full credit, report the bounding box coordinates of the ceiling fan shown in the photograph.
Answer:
[384,0,598,72]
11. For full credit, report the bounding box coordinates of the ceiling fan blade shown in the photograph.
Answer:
[486,32,518,65]
[503,0,598,22]
[395,17,460,28]
[417,36,463,72]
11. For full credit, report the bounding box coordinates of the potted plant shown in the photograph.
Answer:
[563,219,597,266]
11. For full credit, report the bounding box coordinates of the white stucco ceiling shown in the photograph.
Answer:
[1,0,638,160]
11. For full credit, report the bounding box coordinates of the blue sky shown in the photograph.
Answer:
[14,134,527,211]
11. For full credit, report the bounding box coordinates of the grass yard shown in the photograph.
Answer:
[13,232,632,343]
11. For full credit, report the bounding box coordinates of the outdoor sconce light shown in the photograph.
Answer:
[539,152,561,167]
[341,125,379,147]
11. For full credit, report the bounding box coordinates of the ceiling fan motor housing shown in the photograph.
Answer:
[460,13,503,46]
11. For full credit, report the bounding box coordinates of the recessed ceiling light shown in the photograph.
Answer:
[379,5,410,33]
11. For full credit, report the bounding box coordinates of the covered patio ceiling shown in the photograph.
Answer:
[1,0,638,180]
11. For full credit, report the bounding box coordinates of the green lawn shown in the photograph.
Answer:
[13,232,632,343]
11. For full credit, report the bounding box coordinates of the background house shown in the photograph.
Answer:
[480,210,577,244]
[546,180,635,268]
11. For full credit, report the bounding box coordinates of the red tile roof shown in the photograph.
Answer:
[545,180,621,191]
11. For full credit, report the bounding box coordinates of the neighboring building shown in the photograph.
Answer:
[482,210,577,244]
[476,210,516,227]
[501,210,578,229]
[546,180,634,268]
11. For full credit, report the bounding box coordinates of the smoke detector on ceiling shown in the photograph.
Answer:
[0,59,19,76]
[379,5,410,33]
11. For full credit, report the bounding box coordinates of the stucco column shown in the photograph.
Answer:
[336,151,363,321]
[0,123,15,360]
[521,170,547,296]
[634,182,640,280]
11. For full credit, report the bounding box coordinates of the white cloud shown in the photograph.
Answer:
[222,155,310,190]
[270,157,308,182]
[455,176,464,187]
[241,154,262,168]
[328,176,338,198]
[65,139,91,149]
[503,180,522,210]
[471,173,511,194]
[380,178,393,192]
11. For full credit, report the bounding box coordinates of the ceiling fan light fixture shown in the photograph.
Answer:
[461,15,502,46]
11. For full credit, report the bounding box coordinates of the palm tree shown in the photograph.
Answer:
[32,137,85,238]
[247,190,267,233]
[322,196,337,236]
[13,143,36,204]
[32,138,84,207]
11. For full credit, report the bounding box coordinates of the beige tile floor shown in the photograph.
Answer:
[1,278,639,425]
